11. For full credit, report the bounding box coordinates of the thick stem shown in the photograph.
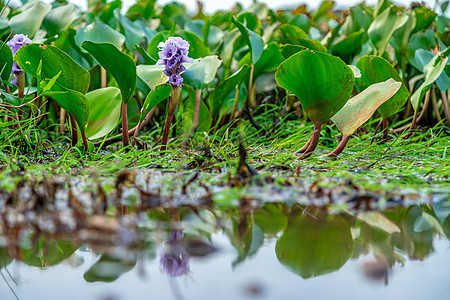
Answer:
[441,89,450,127]
[296,134,312,154]
[382,118,388,141]
[431,86,442,123]
[69,113,78,147]
[81,131,89,153]
[122,102,130,148]
[327,135,350,157]
[101,67,107,88]
[298,123,321,160]
[131,106,157,146]
[16,72,25,127]
[161,86,181,153]
[229,85,240,123]
[246,64,254,110]
[394,90,431,133]
[59,108,66,135]
[192,89,202,133]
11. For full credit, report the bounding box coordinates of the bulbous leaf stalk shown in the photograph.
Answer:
[161,85,181,152]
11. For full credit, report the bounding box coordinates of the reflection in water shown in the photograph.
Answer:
[0,196,449,299]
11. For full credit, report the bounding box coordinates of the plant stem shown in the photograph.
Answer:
[161,86,181,153]
[327,135,350,157]
[382,118,388,140]
[81,131,88,153]
[122,102,130,148]
[192,89,202,133]
[229,85,240,123]
[393,89,430,133]
[101,67,107,88]
[246,64,254,110]
[69,113,78,147]
[441,89,450,127]
[431,86,442,123]
[296,134,312,154]
[298,123,321,160]
[131,106,157,146]
[59,108,66,135]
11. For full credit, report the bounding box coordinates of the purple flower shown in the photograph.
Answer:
[169,74,183,86]
[7,34,32,84]
[7,34,32,54]
[156,36,193,87]
[159,230,190,277]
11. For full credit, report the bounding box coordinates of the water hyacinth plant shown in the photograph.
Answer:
[157,36,193,152]
[7,34,32,95]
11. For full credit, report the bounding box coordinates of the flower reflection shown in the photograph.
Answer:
[159,229,190,277]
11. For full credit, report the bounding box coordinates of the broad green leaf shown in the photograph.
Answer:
[220,28,240,67]
[253,204,288,236]
[85,87,122,139]
[43,3,80,36]
[331,30,364,63]
[9,1,51,38]
[415,49,450,91]
[239,42,284,82]
[412,6,436,34]
[182,55,222,90]
[368,6,408,56]
[332,79,401,135]
[42,81,90,132]
[356,55,410,118]
[21,237,77,267]
[115,10,145,50]
[140,84,172,123]
[84,253,136,282]
[179,31,211,59]
[209,65,250,116]
[236,12,261,32]
[296,38,327,53]
[350,4,373,32]
[82,41,136,103]
[15,44,90,94]
[136,45,156,65]
[313,0,335,20]
[275,50,355,125]
[280,44,306,59]
[411,50,449,111]
[357,211,401,234]
[41,71,62,94]
[75,21,125,49]
[137,64,168,90]
[407,29,437,71]
[414,211,445,235]
[276,213,353,279]
[232,16,264,64]
[147,31,167,60]
[0,42,12,81]
[275,24,308,45]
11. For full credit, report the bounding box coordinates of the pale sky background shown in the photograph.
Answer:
[15,0,440,13]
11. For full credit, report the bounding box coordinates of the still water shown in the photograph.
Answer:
[1,201,449,300]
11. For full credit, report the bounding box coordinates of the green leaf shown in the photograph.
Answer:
[140,84,172,123]
[0,41,13,82]
[15,44,90,94]
[182,55,222,90]
[41,71,62,94]
[332,79,401,136]
[411,50,449,111]
[280,44,306,59]
[357,211,401,234]
[356,55,410,118]
[137,64,168,90]
[180,30,211,59]
[75,21,126,49]
[9,1,51,38]
[21,237,77,267]
[368,6,408,56]
[415,49,450,91]
[43,3,80,36]
[84,253,136,282]
[82,41,136,103]
[114,10,144,50]
[414,211,445,236]
[407,29,437,71]
[412,6,436,34]
[232,16,264,64]
[42,81,90,132]
[275,24,308,45]
[331,30,364,63]
[276,213,353,278]
[135,45,156,65]
[209,65,250,116]
[313,0,335,20]
[275,50,355,125]
[85,87,122,140]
